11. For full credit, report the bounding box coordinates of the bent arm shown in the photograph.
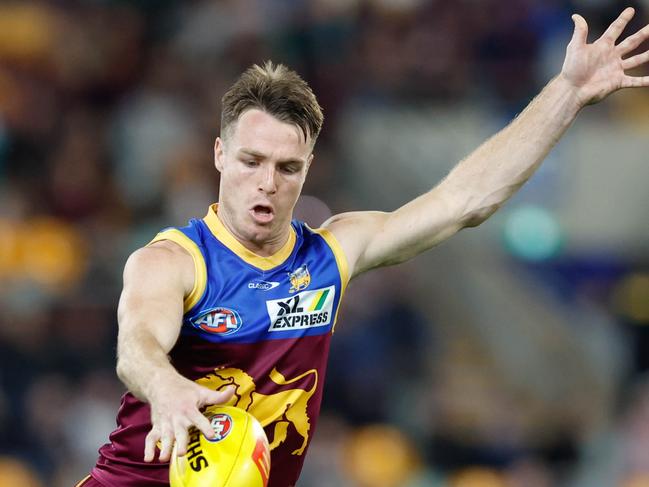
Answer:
[115,241,190,401]
[115,241,233,462]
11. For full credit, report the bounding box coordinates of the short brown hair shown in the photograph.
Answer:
[221,61,324,144]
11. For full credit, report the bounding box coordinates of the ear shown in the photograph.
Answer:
[305,153,314,174]
[214,137,225,172]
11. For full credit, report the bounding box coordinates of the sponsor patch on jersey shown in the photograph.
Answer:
[288,264,311,293]
[266,286,335,331]
[191,307,242,335]
[206,413,232,442]
[248,280,280,291]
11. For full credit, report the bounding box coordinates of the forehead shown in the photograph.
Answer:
[227,109,312,159]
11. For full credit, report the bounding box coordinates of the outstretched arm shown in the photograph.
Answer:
[116,241,233,463]
[325,7,649,278]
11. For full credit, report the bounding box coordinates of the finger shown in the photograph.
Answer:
[622,49,649,70]
[622,75,649,88]
[189,408,217,440]
[200,384,235,406]
[570,14,589,46]
[173,424,190,457]
[618,24,649,55]
[600,7,635,44]
[158,430,175,462]
[144,429,160,462]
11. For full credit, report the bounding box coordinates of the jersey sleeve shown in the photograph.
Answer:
[148,228,208,313]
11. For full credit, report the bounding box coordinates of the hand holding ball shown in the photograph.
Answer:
[170,406,270,487]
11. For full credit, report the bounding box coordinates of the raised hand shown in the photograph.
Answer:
[561,7,649,106]
[143,377,234,463]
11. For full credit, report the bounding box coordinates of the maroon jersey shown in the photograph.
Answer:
[92,206,349,486]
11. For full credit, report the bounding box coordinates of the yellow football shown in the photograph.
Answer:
[169,406,270,487]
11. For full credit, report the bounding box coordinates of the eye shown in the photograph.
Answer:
[243,159,259,168]
[279,164,300,174]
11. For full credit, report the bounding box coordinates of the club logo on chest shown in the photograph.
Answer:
[288,265,311,293]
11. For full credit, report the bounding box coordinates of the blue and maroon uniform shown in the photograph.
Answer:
[90,204,349,487]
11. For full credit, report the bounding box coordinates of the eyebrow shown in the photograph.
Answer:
[238,148,306,166]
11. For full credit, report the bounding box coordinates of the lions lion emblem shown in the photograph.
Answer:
[198,367,318,455]
[288,265,311,293]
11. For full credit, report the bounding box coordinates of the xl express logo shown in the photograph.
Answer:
[191,307,242,335]
[266,286,335,331]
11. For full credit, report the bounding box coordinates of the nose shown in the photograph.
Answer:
[257,165,277,194]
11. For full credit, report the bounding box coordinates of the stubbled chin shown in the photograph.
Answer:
[242,213,294,248]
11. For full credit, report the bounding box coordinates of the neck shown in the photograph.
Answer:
[216,205,290,257]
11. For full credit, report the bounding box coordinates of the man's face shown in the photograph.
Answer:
[214,109,313,248]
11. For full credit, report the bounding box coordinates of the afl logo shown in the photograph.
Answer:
[206,413,233,442]
[191,307,242,335]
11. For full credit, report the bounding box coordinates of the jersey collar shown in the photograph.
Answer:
[203,204,296,271]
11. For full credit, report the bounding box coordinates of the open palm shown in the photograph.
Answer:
[561,7,649,105]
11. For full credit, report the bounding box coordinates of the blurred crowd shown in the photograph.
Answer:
[1,0,649,486]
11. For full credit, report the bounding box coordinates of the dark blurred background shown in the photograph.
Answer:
[1,0,649,486]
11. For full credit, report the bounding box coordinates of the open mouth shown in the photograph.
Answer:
[250,205,274,224]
